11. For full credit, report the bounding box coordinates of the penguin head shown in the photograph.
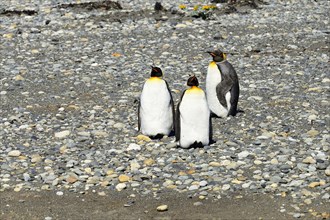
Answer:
[187,75,199,87]
[207,49,227,62]
[150,66,163,77]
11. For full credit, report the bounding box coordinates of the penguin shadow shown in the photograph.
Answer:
[209,117,216,146]
[206,108,245,146]
[210,109,245,119]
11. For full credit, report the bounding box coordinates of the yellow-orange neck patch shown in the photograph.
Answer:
[209,61,217,67]
[187,86,203,94]
[147,77,162,83]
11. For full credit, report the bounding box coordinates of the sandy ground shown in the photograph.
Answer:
[1,189,329,220]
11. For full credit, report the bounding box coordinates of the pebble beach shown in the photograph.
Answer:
[0,0,329,219]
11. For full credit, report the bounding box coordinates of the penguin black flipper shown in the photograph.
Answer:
[228,80,239,116]
[217,62,240,116]
[138,100,141,131]
[215,74,233,108]
[165,80,175,133]
[175,90,186,141]
[227,63,239,116]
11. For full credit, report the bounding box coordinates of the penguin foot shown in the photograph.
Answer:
[229,109,244,117]
[149,134,164,139]
[177,141,204,149]
[228,108,245,117]
[168,130,175,137]
[210,113,221,118]
[189,141,205,149]
[209,139,216,145]
[237,109,245,114]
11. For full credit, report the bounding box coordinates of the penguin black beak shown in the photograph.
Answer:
[150,65,157,72]
[206,51,215,57]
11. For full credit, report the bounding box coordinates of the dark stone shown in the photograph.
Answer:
[57,1,122,10]
[316,163,327,170]
[0,9,37,16]
[211,0,228,3]
[154,2,164,11]
[213,35,223,40]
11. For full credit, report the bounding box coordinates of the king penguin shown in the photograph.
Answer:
[138,66,174,139]
[206,49,239,118]
[175,75,211,148]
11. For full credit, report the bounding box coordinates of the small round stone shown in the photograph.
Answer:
[56,191,63,196]
[156,205,168,212]
[194,202,203,206]
[118,175,130,183]
[54,130,70,139]
[116,183,127,191]
[222,184,231,191]
[8,150,21,157]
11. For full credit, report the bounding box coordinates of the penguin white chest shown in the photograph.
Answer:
[206,63,229,117]
[179,89,210,148]
[140,78,173,136]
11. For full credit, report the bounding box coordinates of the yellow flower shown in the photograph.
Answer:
[202,5,211,10]
[202,5,217,10]
[179,4,186,10]
[193,5,199,11]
